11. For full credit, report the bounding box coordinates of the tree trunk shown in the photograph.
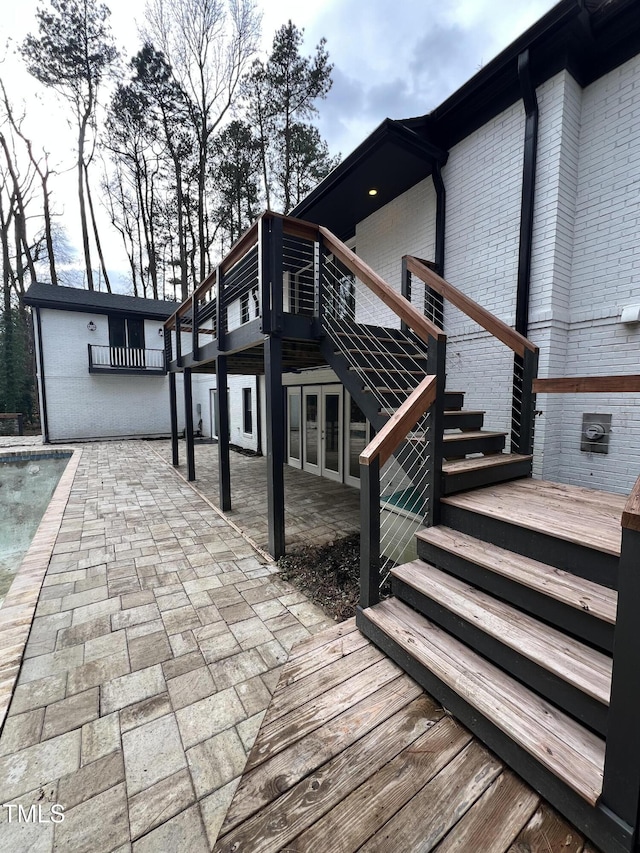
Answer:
[78,116,94,290]
[84,164,111,293]
[41,172,58,285]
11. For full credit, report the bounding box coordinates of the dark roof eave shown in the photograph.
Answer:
[292,118,446,220]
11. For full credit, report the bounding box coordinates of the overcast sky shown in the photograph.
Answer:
[2,0,557,289]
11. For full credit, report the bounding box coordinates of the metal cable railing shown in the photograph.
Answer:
[283,234,315,316]
[223,245,259,332]
[321,249,436,578]
[406,256,538,457]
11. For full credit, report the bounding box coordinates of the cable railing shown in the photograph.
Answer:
[405,255,539,457]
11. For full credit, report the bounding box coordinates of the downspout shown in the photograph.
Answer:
[34,306,49,443]
[515,48,538,337]
[432,161,446,276]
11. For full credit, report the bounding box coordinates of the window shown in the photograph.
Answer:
[242,388,253,434]
[108,316,146,367]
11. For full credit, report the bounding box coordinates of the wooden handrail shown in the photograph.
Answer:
[320,228,445,345]
[533,376,640,394]
[360,375,437,468]
[220,220,259,274]
[622,475,640,532]
[405,255,538,357]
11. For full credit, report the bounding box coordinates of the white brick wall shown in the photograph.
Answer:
[547,56,640,494]
[349,60,640,495]
[39,308,184,442]
[191,373,260,452]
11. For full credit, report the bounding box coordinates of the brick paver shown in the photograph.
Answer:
[0,440,338,851]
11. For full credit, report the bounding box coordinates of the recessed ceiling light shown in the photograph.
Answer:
[368,188,378,196]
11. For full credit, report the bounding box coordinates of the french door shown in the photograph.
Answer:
[299,385,343,481]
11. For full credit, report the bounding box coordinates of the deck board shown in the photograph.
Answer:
[215,621,600,853]
[442,479,625,556]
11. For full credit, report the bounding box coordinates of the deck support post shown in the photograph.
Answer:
[169,371,179,466]
[216,355,231,512]
[601,523,640,833]
[360,457,380,608]
[183,367,196,482]
[426,336,446,527]
[512,347,538,455]
[264,334,285,559]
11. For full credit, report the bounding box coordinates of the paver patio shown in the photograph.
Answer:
[155,440,361,552]
[0,439,338,852]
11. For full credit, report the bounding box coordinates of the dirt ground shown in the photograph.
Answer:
[277,535,391,622]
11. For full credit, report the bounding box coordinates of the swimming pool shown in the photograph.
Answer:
[0,452,71,605]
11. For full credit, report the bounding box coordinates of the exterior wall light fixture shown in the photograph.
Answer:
[87,321,97,331]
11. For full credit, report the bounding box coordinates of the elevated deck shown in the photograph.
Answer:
[214,619,599,853]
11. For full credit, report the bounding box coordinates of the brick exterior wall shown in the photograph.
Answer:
[38,308,184,442]
[350,59,640,495]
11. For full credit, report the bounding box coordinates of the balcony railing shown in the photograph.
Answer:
[88,345,166,375]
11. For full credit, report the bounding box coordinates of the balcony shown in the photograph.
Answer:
[88,344,166,376]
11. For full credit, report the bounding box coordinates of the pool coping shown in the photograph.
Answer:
[0,447,82,729]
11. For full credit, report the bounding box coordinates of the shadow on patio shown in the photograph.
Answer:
[153,441,361,555]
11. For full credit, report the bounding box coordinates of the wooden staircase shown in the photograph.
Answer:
[440,389,532,494]
[357,474,630,853]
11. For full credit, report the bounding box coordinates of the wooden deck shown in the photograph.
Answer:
[214,618,601,853]
[442,479,625,556]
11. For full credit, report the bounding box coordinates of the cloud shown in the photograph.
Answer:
[304,0,556,156]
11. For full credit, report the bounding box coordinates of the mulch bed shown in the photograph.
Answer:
[277,534,391,622]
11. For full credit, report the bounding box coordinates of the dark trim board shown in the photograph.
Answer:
[440,503,619,589]
[34,306,49,444]
[415,535,614,653]
[391,575,608,735]
[356,607,633,853]
[89,367,166,376]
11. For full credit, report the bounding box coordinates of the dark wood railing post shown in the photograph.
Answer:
[270,215,284,334]
[401,257,410,335]
[183,367,196,482]
[259,216,272,335]
[360,456,381,608]
[191,293,199,362]
[175,316,182,367]
[87,343,93,371]
[426,335,446,526]
[215,264,225,352]
[512,347,538,455]
[169,371,179,466]
[601,478,640,833]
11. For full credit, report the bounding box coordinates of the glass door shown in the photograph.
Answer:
[287,388,302,469]
[321,385,342,482]
[302,388,320,475]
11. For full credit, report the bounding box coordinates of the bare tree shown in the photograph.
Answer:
[144,0,260,282]
[21,0,118,290]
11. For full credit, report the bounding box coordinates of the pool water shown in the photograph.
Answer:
[0,455,70,605]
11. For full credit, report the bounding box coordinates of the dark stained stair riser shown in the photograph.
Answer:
[391,574,609,735]
[443,432,506,457]
[443,410,485,431]
[356,607,633,853]
[416,535,614,652]
[440,503,619,589]
[443,392,465,411]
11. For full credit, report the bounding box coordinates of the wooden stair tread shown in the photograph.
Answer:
[392,560,612,705]
[417,526,617,625]
[442,479,624,557]
[443,430,507,442]
[442,453,531,473]
[364,598,605,805]
[443,410,485,417]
